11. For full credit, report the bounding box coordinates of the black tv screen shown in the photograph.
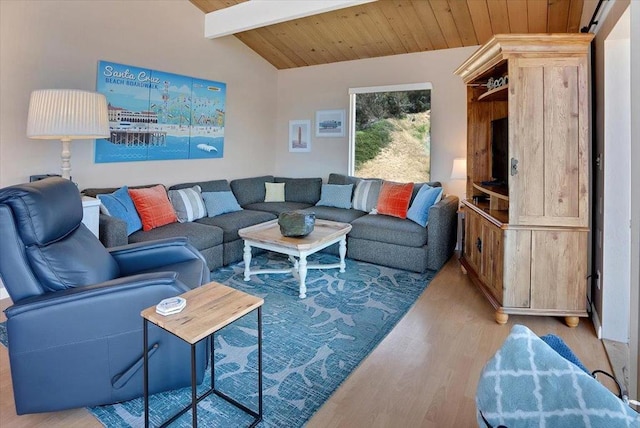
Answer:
[491,117,509,184]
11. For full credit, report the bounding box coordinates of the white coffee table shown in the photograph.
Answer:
[238,219,352,298]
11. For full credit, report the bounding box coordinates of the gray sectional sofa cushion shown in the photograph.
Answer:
[327,173,362,188]
[128,220,224,270]
[349,214,428,248]
[231,175,322,216]
[229,176,273,206]
[195,209,276,267]
[274,177,322,204]
[170,179,231,193]
[195,210,276,243]
[244,201,312,216]
[300,206,367,224]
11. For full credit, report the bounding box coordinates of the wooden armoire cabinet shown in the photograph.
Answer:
[454,34,594,327]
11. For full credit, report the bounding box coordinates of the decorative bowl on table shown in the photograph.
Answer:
[278,211,315,237]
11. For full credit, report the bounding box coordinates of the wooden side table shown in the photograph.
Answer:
[141,281,264,428]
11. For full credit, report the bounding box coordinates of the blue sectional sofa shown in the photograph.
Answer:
[83,174,458,273]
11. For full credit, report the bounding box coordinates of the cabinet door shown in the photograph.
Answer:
[481,222,503,303]
[502,229,532,308]
[508,56,589,228]
[464,209,481,271]
[530,230,588,311]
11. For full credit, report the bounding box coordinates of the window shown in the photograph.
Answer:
[348,83,432,182]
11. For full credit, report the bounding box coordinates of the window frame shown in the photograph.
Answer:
[348,82,433,176]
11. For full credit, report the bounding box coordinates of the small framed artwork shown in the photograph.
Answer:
[315,109,346,137]
[289,120,311,152]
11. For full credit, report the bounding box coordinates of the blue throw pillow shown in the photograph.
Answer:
[97,186,143,235]
[406,185,443,227]
[202,191,243,217]
[316,184,353,209]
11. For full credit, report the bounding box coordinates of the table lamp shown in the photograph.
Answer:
[450,157,467,180]
[27,89,110,180]
[450,157,467,202]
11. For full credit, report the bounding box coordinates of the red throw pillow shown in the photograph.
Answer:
[128,185,178,231]
[376,181,414,219]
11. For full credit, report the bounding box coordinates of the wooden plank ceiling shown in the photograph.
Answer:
[189,0,585,69]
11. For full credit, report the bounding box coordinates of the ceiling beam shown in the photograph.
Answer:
[205,0,377,39]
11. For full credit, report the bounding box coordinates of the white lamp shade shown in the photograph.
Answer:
[26,89,110,140]
[450,157,467,180]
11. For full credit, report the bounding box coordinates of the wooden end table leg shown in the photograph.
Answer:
[339,236,347,273]
[257,307,263,420]
[191,344,197,427]
[143,319,149,428]
[243,242,252,281]
[298,254,308,298]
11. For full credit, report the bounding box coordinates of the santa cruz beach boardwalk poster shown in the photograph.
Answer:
[95,60,226,163]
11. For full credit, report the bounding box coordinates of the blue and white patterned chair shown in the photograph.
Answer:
[477,324,639,428]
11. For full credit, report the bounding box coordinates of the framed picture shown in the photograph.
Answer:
[315,109,345,137]
[289,120,311,152]
[96,60,226,163]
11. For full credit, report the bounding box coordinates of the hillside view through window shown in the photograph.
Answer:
[351,85,431,182]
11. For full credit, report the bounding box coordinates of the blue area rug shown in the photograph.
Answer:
[0,252,433,427]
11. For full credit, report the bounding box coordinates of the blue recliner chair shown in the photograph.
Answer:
[0,177,209,414]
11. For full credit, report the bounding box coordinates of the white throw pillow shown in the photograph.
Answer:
[265,182,285,202]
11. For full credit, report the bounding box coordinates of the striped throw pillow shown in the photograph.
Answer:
[352,179,381,212]
[168,185,207,223]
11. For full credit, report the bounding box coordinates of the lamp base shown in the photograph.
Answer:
[60,138,71,180]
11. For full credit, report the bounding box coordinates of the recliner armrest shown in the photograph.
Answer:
[5,271,186,317]
[5,272,191,352]
[109,237,208,276]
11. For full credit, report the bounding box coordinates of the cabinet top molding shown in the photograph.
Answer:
[454,33,595,85]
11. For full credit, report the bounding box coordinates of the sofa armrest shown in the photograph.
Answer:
[426,195,459,271]
[98,214,128,247]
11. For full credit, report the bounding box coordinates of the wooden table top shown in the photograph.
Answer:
[238,219,352,251]
[141,281,264,344]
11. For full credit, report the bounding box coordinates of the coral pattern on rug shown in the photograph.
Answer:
[1,253,433,427]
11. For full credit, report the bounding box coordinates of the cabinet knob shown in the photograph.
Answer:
[476,237,482,253]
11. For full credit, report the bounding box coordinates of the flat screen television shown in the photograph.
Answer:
[491,117,509,185]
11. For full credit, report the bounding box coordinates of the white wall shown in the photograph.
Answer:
[0,0,279,189]
[602,22,630,342]
[274,47,476,197]
[629,0,640,403]
[591,0,631,341]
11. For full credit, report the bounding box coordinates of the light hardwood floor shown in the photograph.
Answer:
[0,257,611,427]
